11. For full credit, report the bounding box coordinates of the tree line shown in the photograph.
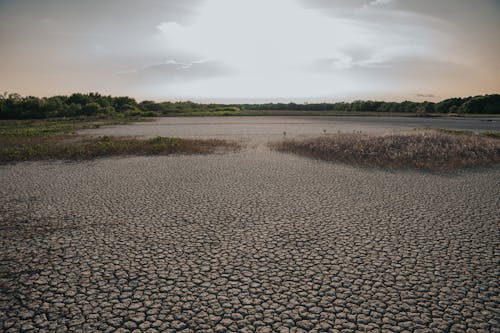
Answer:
[240,94,500,114]
[0,92,498,119]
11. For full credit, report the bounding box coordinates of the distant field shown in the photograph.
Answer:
[163,110,418,117]
[80,115,500,141]
[163,110,500,117]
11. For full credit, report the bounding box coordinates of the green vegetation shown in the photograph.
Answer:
[480,131,500,139]
[270,130,500,171]
[0,117,146,139]
[0,119,239,163]
[433,128,475,136]
[1,92,499,119]
[433,128,500,139]
[241,95,500,115]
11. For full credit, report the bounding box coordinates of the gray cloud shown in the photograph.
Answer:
[0,0,204,96]
[0,0,498,101]
[118,59,230,84]
[369,0,396,6]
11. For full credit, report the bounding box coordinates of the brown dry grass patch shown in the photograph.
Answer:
[0,135,240,164]
[270,130,500,170]
[0,118,240,163]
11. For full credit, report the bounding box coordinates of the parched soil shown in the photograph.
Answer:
[1,148,499,332]
[1,117,499,332]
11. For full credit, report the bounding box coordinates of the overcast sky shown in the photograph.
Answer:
[0,0,499,102]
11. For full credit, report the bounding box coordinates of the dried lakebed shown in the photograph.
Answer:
[1,116,499,332]
[80,116,500,143]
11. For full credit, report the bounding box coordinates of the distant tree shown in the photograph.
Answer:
[139,100,162,112]
[81,102,102,116]
[113,96,137,111]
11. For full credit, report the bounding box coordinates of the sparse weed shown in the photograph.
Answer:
[169,137,179,147]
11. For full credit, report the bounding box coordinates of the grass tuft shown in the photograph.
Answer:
[434,128,474,136]
[481,131,500,139]
[270,130,500,171]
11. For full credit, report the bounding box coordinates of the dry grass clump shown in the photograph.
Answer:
[270,130,500,170]
[0,118,240,163]
[0,135,240,163]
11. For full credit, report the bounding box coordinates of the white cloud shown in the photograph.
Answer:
[369,0,395,6]
[154,0,454,99]
[163,59,212,70]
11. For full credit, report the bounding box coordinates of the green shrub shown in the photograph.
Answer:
[481,131,500,139]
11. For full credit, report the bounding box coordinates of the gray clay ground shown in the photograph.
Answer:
[1,117,499,332]
[80,116,500,141]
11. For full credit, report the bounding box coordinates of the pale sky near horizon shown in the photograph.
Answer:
[0,0,499,102]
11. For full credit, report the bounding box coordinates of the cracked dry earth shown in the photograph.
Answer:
[1,125,500,332]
